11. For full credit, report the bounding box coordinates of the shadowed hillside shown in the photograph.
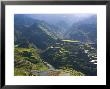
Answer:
[14,14,97,76]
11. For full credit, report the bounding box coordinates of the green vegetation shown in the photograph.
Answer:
[42,42,97,76]
[62,40,80,43]
[61,67,85,76]
[14,47,48,76]
[14,14,97,76]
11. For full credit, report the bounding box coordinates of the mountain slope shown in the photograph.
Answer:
[14,14,97,76]
[64,15,97,43]
[14,47,48,76]
[14,15,58,49]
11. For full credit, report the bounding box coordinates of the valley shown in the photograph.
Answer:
[14,14,97,76]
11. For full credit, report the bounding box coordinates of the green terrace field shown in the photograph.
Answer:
[14,14,97,76]
[14,47,48,76]
[62,40,80,43]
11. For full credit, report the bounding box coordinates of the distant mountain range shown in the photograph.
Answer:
[14,14,97,76]
[14,14,97,49]
[65,15,97,43]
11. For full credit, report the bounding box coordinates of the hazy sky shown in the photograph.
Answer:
[26,14,96,25]
[28,14,96,19]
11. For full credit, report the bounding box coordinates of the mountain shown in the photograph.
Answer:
[16,14,97,44]
[41,40,97,76]
[14,14,97,76]
[64,15,97,43]
[28,14,94,26]
[14,14,36,26]
[14,14,58,49]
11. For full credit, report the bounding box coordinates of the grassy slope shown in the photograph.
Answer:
[62,40,80,42]
[14,47,48,76]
